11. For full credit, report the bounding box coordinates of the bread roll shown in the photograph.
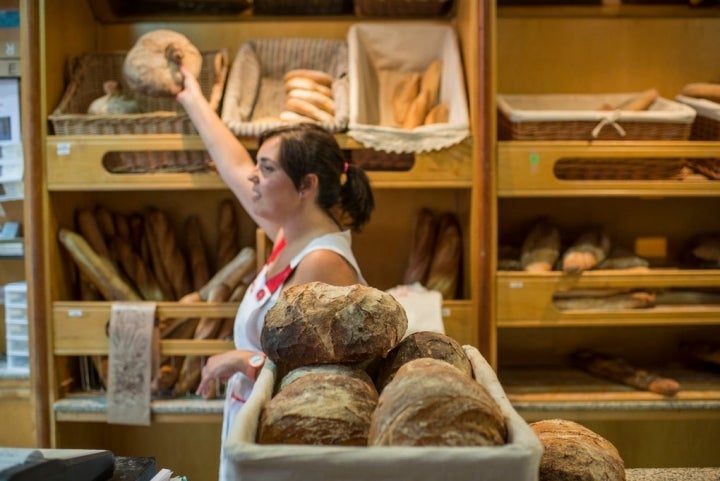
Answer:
[258,365,378,446]
[562,228,611,274]
[262,282,408,372]
[284,77,333,98]
[123,29,202,97]
[285,97,335,124]
[287,88,335,114]
[375,330,473,392]
[530,419,626,481]
[680,82,720,103]
[521,219,561,272]
[369,358,507,447]
[402,88,431,130]
[283,68,334,87]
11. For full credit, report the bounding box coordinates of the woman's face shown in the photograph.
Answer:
[249,136,301,221]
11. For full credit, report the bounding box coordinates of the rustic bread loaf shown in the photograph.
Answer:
[375,330,473,392]
[425,212,462,299]
[262,282,408,372]
[530,419,626,481]
[369,358,507,447]
[123,29,202,97]
[258,365,378,446]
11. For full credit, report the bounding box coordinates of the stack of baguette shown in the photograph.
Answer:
[280,68,336,124]
[402,208,462,299]
[392,60,449,130]
[57,200,256,397]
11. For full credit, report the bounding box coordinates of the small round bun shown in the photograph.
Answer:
[123,29,202,97]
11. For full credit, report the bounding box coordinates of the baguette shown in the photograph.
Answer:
[283,68,333,87]
[217,200,239,270]
[562,228,611,274]
[76,209,113,262]
[185,215,211,291]
[621,88,658,111]
[420,60,442,108]
[145,208,193,300]
[402,88,431,130]
[680,82,720,103]
[402,208,438,285]
[425,213,462,299]
[392,72,421,125]
[424,102,449,125]
[58,228,142,301]
[111,235,165,301]
[197,247,256,301]
[520,219,561,272]
[216,282,247,340]
[571,349,680,396]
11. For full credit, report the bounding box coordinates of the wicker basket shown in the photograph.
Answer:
[253,0,353,14]
[49,49,229,135]
[675,94,720,140]
[355,0,454,16]
[497,93,696,141]
[686,158,720,180]
[221,38,349,137]
[350,149,415,171]
[553,158,690,181]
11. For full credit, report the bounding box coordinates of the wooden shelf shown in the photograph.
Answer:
[496,269,720,327]
[500,365,720,421]
[497,141,720,197]
[46,135,474,190]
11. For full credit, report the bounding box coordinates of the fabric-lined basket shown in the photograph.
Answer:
[253,0,353,14]
[355,0,454,16]
[49,49,229,135]
[675,94,720,140]
[221,37,349,137]
[497,93,696,141]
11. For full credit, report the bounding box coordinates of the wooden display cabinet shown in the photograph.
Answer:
[26,0,486,478]
[493,5,720,467]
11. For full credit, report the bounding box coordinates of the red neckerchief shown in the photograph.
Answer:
[256,237,293,301]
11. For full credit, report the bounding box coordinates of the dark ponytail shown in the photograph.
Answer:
[258,122,375,232]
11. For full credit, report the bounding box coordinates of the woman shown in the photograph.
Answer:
[176,68,374,480]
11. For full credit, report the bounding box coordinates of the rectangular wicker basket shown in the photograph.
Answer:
[253,0,353,14]
[497,93,696,141]
[675,94,720,141]
[221,37,349,138]
[355,0,454,16]
[49,49,229,136]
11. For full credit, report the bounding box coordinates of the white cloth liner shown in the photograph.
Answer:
[223,345,543,481]
[386,283,445,337]
[675,94,720,121]
[107,301,157,426]
[347,23,470,153]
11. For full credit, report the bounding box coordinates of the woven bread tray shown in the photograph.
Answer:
[49,49,229,135]
[355,0,454,16]
[350,149,415,171]
[553,157,690,181]
[221,38,349,137]
[498,93,696,141]
[676,94,720,141]
[253,0,353,14]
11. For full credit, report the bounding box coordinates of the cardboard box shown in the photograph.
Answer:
[225,345,543,481]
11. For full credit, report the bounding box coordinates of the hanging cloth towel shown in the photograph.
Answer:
[107,302,157,425]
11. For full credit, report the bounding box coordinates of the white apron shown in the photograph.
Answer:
[218,230,364,481]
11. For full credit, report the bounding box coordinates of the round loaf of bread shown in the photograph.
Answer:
[530,419,626,481]
[123,29,202,97]
[262,282,408,372]
[258,365,378,446]
[369,357,507,447]
[375,330,473,391]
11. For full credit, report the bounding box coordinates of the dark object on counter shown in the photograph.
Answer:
[0,448,116,481]
[571,349,681,396]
